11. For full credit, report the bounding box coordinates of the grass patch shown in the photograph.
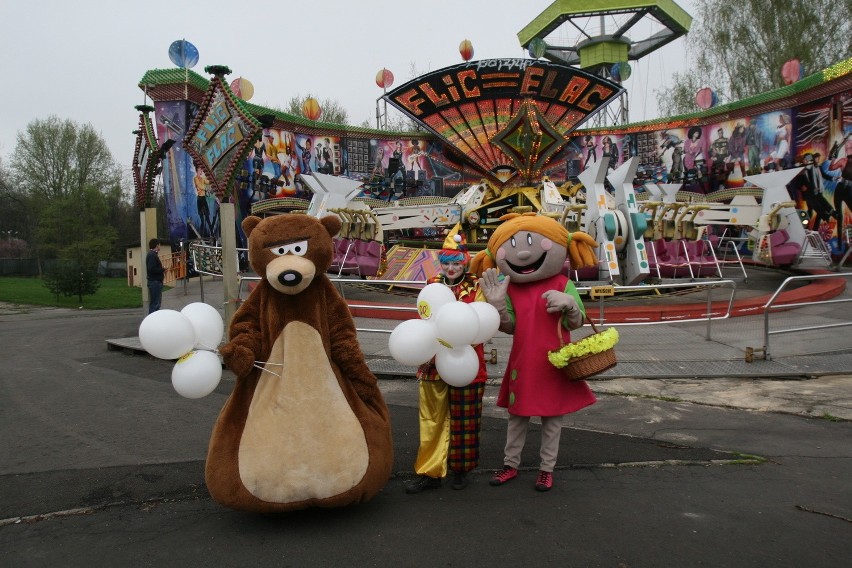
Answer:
[729,452,768,465]
[0,276,145,309]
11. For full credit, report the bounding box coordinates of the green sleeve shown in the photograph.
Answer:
[562,280,586,327]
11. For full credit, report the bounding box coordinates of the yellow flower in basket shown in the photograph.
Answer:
[547,327,620,369]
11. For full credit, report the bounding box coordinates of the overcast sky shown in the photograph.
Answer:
[0,0,696,175]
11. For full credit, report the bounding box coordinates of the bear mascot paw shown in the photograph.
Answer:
[206,214,394,513]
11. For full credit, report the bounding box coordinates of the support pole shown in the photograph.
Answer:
[140,207,158,313]
[220,202,240,329]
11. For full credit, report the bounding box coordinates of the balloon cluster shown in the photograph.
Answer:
[388,284,500,387]
[138,303,225,399]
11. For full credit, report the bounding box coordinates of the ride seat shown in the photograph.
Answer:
[651,239,691,278]
[683,240,718,277]
[767,229,801,266]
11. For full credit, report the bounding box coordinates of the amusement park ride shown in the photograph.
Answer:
[291,152,834,285]
[134,0,851,302]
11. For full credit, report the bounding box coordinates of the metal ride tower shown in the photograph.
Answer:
[518,0,691,126]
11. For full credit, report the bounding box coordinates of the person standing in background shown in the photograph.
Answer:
[146,238,165,314]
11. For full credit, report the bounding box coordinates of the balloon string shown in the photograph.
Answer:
[253,361,283,378]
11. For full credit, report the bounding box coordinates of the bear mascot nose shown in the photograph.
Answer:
[278,270,303,287]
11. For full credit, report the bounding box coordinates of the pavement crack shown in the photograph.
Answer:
[794,505,852,523]
[0,492,213,528]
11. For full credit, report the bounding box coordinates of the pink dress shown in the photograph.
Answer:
[497,274,597,416]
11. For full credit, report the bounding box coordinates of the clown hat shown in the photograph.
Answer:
[439,223,470,263]
[442,223,467,251]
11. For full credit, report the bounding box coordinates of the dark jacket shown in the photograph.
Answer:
[146,249,164,283]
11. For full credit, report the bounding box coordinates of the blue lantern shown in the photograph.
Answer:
[611,61,632,82]
[528,38,547,59]
[168,39,199,69]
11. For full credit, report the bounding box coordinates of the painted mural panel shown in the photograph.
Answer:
[355,137,466,201]
[240,129,295,198]
[788,98,836,242]
[154,100,221,243]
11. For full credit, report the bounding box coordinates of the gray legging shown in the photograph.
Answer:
[503,414,564,473]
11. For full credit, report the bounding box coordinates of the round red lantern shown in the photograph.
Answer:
[459,39,474,62]
[229,77,254,101]
[302,97,322,121]
[781,59,803,85]
[694,87,717,110]
[375,68,394,89]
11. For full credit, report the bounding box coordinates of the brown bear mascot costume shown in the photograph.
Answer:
[208,214,394,513]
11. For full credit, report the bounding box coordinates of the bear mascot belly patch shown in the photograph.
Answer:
[208,214,393,512]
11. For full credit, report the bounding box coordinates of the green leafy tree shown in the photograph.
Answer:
[656,0,852,116]
[37,185,116,259]
[103,173,140,259]
[8,117,127,271]
[42,258,101,303]
[39,185,115,303]
[10,115,122,201]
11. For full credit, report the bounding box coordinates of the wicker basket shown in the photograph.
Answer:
[553,318,617,381]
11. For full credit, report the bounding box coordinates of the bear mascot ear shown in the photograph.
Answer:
[320,214,342,238]
[242,216,262,238]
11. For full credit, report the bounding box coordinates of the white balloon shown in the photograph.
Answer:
[416,283,456,320]
[181,302,225,350]
[388,319,439,366]
[435,345,480,387]
[470,302,501,344]
[171,350,222,398]
[139,310,196,359]
[434,301,479,347]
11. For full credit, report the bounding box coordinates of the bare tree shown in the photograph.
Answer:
[656,0,852,116]
[278,93,350,125]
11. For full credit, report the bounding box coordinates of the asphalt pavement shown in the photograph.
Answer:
[1,272,851,567]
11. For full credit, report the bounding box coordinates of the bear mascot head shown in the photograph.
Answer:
[208,214,393,513]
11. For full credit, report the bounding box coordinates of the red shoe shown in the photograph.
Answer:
[535,470,553,492]
[490,466,518,486]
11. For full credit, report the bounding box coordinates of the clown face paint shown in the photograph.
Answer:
[494,230,568,284]
[440,260,466,283]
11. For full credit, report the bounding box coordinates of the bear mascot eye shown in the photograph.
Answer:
[268,240,309,257]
